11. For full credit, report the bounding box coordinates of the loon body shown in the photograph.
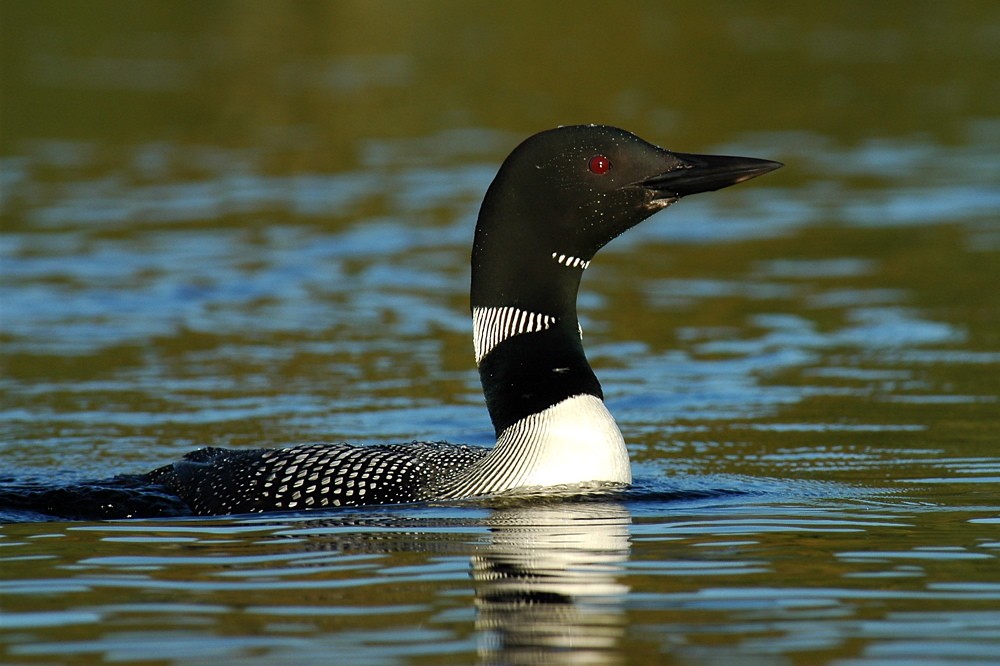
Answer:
[6,126,781,519]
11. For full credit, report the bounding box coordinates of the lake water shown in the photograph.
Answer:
[1,2,999,664]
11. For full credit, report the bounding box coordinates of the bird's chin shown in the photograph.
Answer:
[647,197,679,211]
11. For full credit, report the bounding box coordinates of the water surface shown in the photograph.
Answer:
[2,2,999,664]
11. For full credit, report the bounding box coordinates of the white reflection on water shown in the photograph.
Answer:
[473,502,631,664]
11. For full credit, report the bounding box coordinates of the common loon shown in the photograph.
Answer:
[5,125,781,519]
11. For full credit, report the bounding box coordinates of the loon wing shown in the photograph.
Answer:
[148,442,489,515]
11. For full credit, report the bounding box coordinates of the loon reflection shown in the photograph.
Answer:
[473,501,630,664]
[238,499,632,664]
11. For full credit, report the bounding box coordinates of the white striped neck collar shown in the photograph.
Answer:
[472,306,557,364]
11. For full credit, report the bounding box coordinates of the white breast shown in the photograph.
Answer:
[441,394,631,498]
[501,394,631,487]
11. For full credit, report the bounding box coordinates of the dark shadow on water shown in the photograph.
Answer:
[0,473,191,523]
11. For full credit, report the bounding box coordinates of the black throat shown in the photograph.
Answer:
[470,173,605,436]
[474,309,601,436]
[468,125,783,438]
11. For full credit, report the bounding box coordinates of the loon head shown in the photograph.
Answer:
[471,124,783,314]
[465,126,782,487]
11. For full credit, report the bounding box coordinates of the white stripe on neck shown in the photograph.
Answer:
[551,252,590,269]
[472,306,556,364]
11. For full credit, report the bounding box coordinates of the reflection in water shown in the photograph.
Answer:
[2,2,998,663]
[473,502,631,665]
[236,500,632,665]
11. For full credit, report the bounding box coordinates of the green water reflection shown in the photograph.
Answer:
[3,2,997,152]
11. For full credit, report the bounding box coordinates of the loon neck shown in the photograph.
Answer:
[464,273,631,494]
[466,169,631,493]
[473,304,599,434]
[471,225,599,434]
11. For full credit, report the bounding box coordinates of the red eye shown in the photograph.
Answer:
[588,155,611,175]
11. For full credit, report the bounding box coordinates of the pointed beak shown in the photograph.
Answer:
[641,152,783,200]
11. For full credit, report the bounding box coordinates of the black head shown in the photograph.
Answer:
[471,125,782,313]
